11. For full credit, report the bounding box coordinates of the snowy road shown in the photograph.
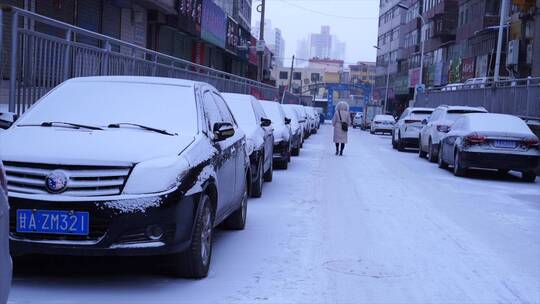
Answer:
[9,124,540,304]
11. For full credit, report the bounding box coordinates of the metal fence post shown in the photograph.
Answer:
[63,29,71,80]
[102,40,110,75]
[152,53,158,76]
[8,11,19,112]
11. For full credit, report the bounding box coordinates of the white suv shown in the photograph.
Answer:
[419,105,488,162]
[392,107,434,151]
[0,161,10,304]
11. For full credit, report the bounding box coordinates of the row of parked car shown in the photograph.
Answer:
[0,76,321,296]
[362,106,539,182]
[393,106,539,182]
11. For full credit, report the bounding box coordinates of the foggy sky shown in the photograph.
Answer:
[251,0,380,67]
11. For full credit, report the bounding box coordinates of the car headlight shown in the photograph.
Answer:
[123,157,190,195]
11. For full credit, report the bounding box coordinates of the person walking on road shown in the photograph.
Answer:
[332,101,351,156]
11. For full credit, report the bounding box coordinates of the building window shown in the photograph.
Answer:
[293,72,302,80]
[311,73,320,82]
[279,71,288,79]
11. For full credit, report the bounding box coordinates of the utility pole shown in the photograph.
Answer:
[494,0,510,81]
[257,0,266,82]
[288,55,295,93]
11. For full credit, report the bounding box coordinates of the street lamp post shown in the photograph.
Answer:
[373,45,390,113]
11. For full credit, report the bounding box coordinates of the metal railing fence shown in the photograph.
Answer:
[0,6,278,115]
[416,78,540,120]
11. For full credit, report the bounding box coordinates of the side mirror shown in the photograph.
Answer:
[261,117,272,127]
[213,122,235,141]
[0,112,18,129]
[422,118,428,125]
[284,117,291,125]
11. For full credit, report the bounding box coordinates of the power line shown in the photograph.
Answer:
[275,0,378,20]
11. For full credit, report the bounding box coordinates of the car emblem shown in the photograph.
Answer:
[45,170,69,194]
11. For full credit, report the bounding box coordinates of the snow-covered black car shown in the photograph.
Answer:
[0,161,11,304]
[0,76,250,278]
[438,113,540,182]
[222,93,274,197]
[260,101,292,169]
[283,104,303,156]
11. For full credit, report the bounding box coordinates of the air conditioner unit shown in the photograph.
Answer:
[507,40,519,65]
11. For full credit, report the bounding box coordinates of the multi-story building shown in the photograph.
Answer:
[310,26,333,58]
[252,19,286,67]
[272,66,326,95]
[349,62,376,86]
[375,0,406,112]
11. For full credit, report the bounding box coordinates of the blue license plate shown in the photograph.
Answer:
[494,140,517,149]
[16,209,89,235]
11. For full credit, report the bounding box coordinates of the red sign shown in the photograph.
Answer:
[408,68,420,88]
[249,35,258,65]
[192,41,205,65]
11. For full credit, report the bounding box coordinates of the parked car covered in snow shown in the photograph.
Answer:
[438,113,539,182]
[283,104,303,156]
[0,76,251,279]
[392,107,434,151]
[0,161,11,304]
[370,115,395,134]
[222,93,274,197]
[260,101,292,169]
[419,105,488,162]
[292,105,309,140]
[352,112,363,129]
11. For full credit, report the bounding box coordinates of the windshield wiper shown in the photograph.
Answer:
[107,123,177,136]
[17,121,103,130]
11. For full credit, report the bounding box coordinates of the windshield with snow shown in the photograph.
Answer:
[226,101,256,126]
[261,103,285,126]
[17,81,198,135]
[446,110,486,122]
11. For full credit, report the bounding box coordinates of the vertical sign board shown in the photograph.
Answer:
[201,0,227,49]
[226,17,239,54]
[461,57,475,82]
[475,55,488,77]
[178,0,202,36]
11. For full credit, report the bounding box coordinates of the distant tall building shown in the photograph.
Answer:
[253,19,286,67]
[296,26,346,61]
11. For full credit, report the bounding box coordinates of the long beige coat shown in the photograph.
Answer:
[332,110,351,143]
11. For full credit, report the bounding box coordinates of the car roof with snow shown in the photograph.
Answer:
[409,107,434,112]
[458,113,533,134]
[221,93,255,103]
[66,76,201,88]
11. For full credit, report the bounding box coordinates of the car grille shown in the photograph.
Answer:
[4,161,131,197]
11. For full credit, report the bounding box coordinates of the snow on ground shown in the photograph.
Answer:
[8,125,540,304]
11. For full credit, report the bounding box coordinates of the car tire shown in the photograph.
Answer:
[291,146,300,156]
[264,158,273,182]
[224,177,248,230]
[453,151,467,177]
[427,140,437,163]
[170,193,214,279]
[250,157,263,198]
[438,146,448,169]
[276,158,288,170]
[418,137,427,158]
[522,171,537,183]
[391,132,397,149]
[370,130,374,134]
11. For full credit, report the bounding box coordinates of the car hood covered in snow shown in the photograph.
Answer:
[0,127,195,166]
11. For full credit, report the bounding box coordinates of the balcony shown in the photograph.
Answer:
[424,0,458,20]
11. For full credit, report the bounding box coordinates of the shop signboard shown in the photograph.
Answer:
[448,59,462,83]
[461,57,475,81]
[408,68,420,88]
[201,0,227,49]
[475,54,488,77]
